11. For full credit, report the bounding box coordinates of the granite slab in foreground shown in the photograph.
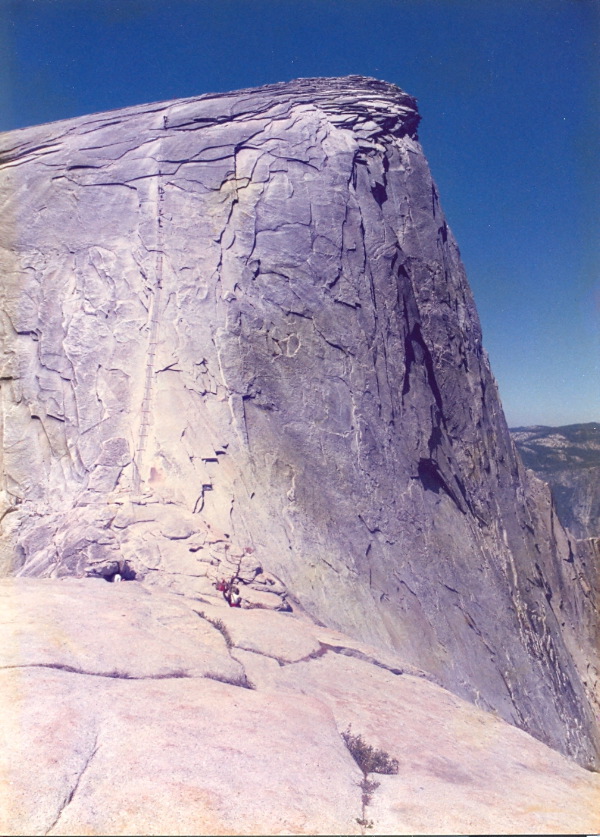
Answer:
[1,578,599,836]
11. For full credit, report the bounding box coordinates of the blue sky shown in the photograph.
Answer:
[1,0,598,426]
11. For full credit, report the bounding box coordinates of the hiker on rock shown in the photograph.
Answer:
[229,586,242,608]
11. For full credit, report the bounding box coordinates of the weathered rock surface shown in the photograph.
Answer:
[2,578,600,836]
[0,75,598,776]
[511,422,600,539]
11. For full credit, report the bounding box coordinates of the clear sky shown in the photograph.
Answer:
[1,0,598,427]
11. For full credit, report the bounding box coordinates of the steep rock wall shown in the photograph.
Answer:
[0,77,597,767]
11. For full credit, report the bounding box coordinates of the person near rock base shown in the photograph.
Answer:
[215,577,242,607]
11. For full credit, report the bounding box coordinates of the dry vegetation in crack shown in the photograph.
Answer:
[204,671,256,690]
[196,611,233,649]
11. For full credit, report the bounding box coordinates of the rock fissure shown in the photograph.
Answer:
[0,663,193,681]
[44,733,100,836]
[229,636,433,683]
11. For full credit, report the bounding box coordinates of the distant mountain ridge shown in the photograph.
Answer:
[510,423,600,539]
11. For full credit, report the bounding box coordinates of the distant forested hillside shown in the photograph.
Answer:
[511,423,600,539]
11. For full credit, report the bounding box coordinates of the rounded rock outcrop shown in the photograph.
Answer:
[0,76,598,768]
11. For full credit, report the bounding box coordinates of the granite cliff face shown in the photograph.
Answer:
[1,76,598,773]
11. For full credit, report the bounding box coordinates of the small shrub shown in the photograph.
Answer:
[342,726,399,776]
